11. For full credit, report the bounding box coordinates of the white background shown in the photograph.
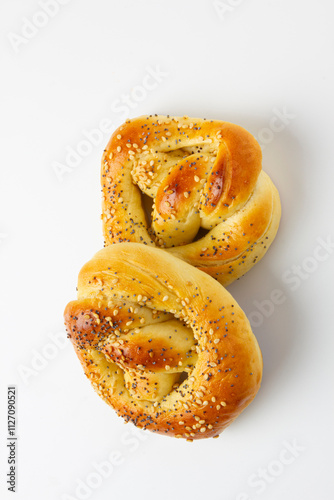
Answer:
[1,1,334,499]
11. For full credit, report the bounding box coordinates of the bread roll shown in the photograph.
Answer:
[64,243,262,440]
[101,115,281,286]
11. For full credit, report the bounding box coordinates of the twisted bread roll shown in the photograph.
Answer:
[101,115,281,286]
[64,243,262,440]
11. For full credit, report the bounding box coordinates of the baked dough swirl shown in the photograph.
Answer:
[101,115,281,286]
[64,243,262,440]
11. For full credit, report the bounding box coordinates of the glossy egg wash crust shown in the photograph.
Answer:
[64,243,262,440]
[101,115,281,286]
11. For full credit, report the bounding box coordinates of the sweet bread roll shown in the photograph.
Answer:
[64,243,262,440]
[101,115,281,286]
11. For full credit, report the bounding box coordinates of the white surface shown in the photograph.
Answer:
[1,1,334,499]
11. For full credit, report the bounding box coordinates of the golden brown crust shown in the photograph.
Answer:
[101,115,281,285]
[64,243,262,440]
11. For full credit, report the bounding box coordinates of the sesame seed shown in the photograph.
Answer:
[117,146,121,152]
[163,295,169,302]
[117,134,122,139]
[184,192,189,198]
[165,365,171,370]
[194,175,200,182]
[200,427,206,433]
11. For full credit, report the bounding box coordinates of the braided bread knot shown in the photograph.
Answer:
[101,115,281,285]
[64,244,262,440]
